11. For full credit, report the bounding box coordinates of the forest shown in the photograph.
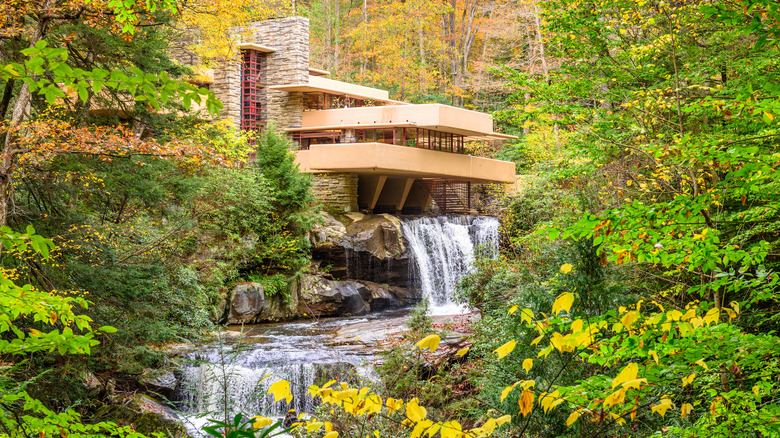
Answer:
[1,0,780,437]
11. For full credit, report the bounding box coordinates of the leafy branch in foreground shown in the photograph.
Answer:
[0,226,158,437]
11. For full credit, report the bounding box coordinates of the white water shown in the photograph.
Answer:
[173,318,378,436]
[401,216,500,315]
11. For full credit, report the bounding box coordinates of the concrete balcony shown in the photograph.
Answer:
[297,104,515,140]
[295,143,516,184]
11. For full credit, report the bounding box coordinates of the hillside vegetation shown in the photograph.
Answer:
[1,0,779,437]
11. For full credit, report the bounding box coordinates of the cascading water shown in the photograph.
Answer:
[173,319,375,436]
[402,216,500,315]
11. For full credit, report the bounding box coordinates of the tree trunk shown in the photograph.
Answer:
[334,0,340,71]
[1,1,54,226]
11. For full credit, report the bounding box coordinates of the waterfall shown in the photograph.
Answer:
[401,216,499,315]
[172,321,370,436]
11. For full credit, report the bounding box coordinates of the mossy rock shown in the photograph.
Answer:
[90,396,187,438]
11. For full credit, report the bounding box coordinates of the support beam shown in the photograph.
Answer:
[422,192,434,212]
[396,178,415,211]
[369,176,387,210]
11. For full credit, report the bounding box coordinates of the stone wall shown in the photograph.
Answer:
[248,17,309,129]
[211,61,242,124]
[312,173,359,213]
[209,17,310,129]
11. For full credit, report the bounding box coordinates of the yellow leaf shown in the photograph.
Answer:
[415,334,441,353]
[386,397,403,413]
[268,380,293,404]
[710,400,718,416]
[603,388,626,408]
[520,308,534,325]
[566,409,581,427]
[539,390,562,412]
[612,363,639,390]
[523,358,533,373]
[495,415,511,426]
[455,347,469,357]
[306,422,324,432]
[500,382,520,402]
[531,335,544,346]
[682,373,696,387]
[695,359,709,370]
[323,431,339,438]
[651,396,675,418]
[610,412,626,425]
[440,421,462,438]
[252,416,273,429]
[508,305,518,315]
[681,403,693,419]
[494,340,516,359]
[648,350,659,364]
[410,420,432,438]
[560,263,573,274]
[406,398,427,422]
[621,311,639,330]
[621,378,647,390]
[518,390,534,416]
[753,385,761,397]
[703,308,720,325]
[552,292,575,315]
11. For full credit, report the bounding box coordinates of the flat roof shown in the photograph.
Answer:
[308,67,331,76]
[270,76,408,105]
[238,43,277,53]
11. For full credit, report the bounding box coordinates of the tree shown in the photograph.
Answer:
[175,0,292,65]
[0,0,222,227]
[0,226,145,436]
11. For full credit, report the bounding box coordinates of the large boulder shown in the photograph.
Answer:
[310,212,348,249]
[345,213,405,259]
[228,283,265,324]
[311,213,411,287]
[140,368,178,401]
[359,280,419,311]
[298,274,371,317]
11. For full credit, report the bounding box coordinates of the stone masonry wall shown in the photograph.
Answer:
[209,17,310,129]
[211,61,242,125]
[248,17,309,129]
[312,173,359,213]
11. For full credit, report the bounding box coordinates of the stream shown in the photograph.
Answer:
[172,215,499,436]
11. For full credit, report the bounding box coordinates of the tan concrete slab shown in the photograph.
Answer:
[295,143,516,184]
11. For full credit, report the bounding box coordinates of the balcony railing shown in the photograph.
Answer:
[294,127,465,154]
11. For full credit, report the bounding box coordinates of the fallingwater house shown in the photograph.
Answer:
[187,17,516,214]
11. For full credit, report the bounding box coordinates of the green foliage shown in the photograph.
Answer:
[248,273,291,301]
[0,227,157,437]
[247,127,318,276]
[455,0,780,436]
[203,413,292,438]
[2,41,219,114]
[255,126,318,236]
[407,298,433,333]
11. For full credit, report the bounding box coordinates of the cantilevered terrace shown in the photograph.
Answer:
[208,17,517,213]
[274,75,516,213]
